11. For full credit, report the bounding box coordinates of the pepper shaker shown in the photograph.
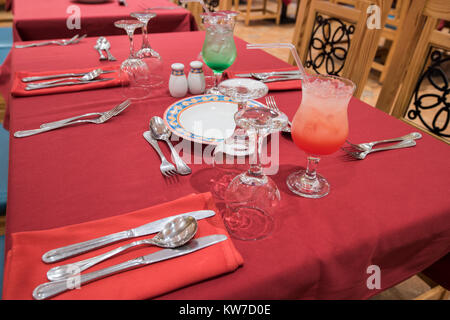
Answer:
[169,63,188,98]
[188,61,205,94]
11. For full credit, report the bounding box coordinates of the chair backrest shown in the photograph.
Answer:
[375,0,450,141]
[290,0,393,98]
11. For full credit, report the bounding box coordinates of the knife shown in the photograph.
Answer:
[42,210,216,263]
[261,75,302,83]
[33,234,227,300]
[25,78,114,91]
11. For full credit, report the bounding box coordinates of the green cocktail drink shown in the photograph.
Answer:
[202,27,237,73]
[201,11,238,93]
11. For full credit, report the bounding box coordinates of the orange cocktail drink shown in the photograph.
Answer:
[287,74,355,198]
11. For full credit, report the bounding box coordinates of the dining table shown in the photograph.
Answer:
[11,0,198,41]
[1,31,449,300]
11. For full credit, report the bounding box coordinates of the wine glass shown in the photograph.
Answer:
[201,11,239,94]
[114,20,151,100]
[286,74,355,198]
[218,78,288,241]
[131,11,164,88]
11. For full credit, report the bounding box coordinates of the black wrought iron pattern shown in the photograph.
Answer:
[180,0,219,12]
[305,14,355,76]
[407,49,450,138]
[204,0,219,12]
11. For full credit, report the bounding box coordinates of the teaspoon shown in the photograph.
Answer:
[46,216,198,281]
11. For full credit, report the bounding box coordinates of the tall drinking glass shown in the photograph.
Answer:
[287,74,355,198]
[218,78,288,241]
[201,11,238,94]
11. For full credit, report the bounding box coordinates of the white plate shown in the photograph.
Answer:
[163,94,265,145]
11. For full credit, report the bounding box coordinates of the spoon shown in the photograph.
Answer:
[46,215,198,281]
[150,116,192,175]
[99,37,117,61]
[26,69,105,88]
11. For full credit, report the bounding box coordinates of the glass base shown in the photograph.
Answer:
[286,170,330,198]
[206,86,220,95]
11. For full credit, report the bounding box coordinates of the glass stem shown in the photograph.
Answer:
[141,23,150,49]
[248,129,264,177]
[305,155,320,181]
[126,30,135,59]
[213,72,222,88]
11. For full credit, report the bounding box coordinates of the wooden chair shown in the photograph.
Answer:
[289,0,393,98]
[233,0,283,26]
[376,0,450,142]
[330,0,410,83]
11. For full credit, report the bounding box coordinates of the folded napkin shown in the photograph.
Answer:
[2,192,243,300]
[11,65,125,97]
[225,67,302,91]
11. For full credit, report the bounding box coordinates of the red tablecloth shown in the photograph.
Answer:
[12,0,197,41]
[2,31,450,300]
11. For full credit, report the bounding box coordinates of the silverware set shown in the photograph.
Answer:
[143,116,192,177]
[235,70,302,83]
[14,100,131,138]
[94,37,117,61]
[15,34,87,49]
[342,132,422,160]
[32,210,222,300]
[22,68,116,91]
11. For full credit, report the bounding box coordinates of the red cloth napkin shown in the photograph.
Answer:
[11,65,125,97]
[2,192,243,300]
[225,67,302,91]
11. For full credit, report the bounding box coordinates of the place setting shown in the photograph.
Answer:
[3,192,243,300]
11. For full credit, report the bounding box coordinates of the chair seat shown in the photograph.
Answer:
[0,235,4,300]
[0,27,12,65]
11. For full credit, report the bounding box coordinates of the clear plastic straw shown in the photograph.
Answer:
[179,0,211,14]
[246,43,307,79]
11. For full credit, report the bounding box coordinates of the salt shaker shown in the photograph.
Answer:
[169,63,188,98]
[188,60,205,94]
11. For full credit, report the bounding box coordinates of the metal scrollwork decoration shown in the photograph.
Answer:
[408,49,450,138]
[305,14,355,76]
[204,0,219,12]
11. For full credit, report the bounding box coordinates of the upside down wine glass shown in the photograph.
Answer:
[201,11,239,94]
[287,74,355,198]
[114,19,150,100]
[219,78,288,241]
[131,11,164,88]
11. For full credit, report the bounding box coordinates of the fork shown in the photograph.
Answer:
[344,132,422,152]
[342,139,417,160]
[40,100,131,128]
[265,96,292,133]
[143,131,177,177]
[15,34,86,49]
[14,100,131,138]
